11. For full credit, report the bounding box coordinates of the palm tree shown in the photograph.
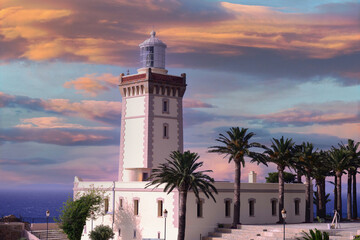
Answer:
[261,136,295,223]
[146,151,218,240]
[209,127,266,227]
[339,139,360,219]
[294,142,317,223]
[312,150,332,219]
[329,147,349,219]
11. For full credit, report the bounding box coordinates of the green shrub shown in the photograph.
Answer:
[89,225,114,240]
[297,229,329,240]
[56,191,102,240]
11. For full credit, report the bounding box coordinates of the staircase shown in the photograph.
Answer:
[31,229,69,240]
[203,224,357,240]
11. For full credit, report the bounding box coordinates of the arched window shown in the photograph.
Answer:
[134,199,139,216]
[224,199,232,217]
[248,198,256,217]
[162,98,169,113]
[157,199,164,217]
[197,199,204,218]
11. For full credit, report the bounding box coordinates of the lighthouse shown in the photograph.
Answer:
[118,31,187,182]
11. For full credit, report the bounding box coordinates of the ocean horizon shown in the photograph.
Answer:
[0,189,72,223]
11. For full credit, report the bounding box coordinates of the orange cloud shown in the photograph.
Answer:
[64,73,119,96]
[0,0,358,64]
[16,117,112,130]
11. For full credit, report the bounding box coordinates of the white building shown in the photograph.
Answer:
[74,32,311,240]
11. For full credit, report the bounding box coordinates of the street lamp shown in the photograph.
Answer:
[281,209,287,240]
[46,210,50,240]
[163,209,168,240]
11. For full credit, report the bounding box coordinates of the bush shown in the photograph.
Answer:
[56,191,102,240]
[89,225,114,240]
[297,228,329,240]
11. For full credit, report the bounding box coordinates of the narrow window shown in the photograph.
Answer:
[104,198,109,213]
[162,99,169,113]
[119,198,123,209]
[225,200,231,217]
[118,229,121,237]
[271,199,277,216]
[197,199,204,218]
[249,199,255,217]
[158,200,163,217]
[295,199,300,215]
[163,123,169,139]
[133,229,137,238]
[158,232,161,239]
[134,199,139,216]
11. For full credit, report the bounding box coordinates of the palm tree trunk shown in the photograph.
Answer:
[233,161,241,227]
[334,175,337,213]
[278,166,285,223]
[336,171,342,219]
[353,172,358,219]
[297,171,302,183]
[322,178,326,218]
[347,173,352,220]
[305,174,311,222]
[178,190,188,240]
[316,178,325,218]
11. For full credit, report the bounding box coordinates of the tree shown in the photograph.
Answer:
[89,225,114,240]
[265,172,296,183]
[312,150,332,219]
[329,147,349,219]
[294,142,317,223]
[209,127,266,227]
[339,139,360,219]
[146,150,218,240]
[261,136,295,223]
[57,190,103,240]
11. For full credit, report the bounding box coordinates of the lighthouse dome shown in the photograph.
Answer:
[139,31,167,69]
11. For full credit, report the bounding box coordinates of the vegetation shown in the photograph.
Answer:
[297,229,329,240]
[265,171,296,183]
[57,190,103,240]
[209,127,266,228]
[89,225,114,240]
[259,136,295,223]
[146,150,218,240]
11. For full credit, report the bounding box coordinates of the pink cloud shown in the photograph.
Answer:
[253,101,359,126]
[16,117,112,130]
[183,99,214,108]
[0,92,121,125]
[64,73,119,96]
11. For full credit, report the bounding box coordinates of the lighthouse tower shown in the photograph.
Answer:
[118,31,187,182]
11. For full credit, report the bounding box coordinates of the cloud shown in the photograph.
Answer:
[0,127,119,146]
[15,116,113,130]
[0,92,121,125]
[64,73,119,96]
[250,101,359,127]
[183,99,215,108]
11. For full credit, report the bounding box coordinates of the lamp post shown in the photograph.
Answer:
[281,209,287,240]
[46,210,50,240]
[163,209,168,240]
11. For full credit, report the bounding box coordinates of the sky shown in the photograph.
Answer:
[0,0,359,191]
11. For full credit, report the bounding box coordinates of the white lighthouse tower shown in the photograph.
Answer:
[118,31,187,182]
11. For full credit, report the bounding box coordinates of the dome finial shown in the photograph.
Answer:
[150,30,156,37]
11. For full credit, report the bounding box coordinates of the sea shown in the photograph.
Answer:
[0,189,357,223]
[0,189,73,223]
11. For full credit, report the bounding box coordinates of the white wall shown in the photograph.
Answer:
[75,180,308,240]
